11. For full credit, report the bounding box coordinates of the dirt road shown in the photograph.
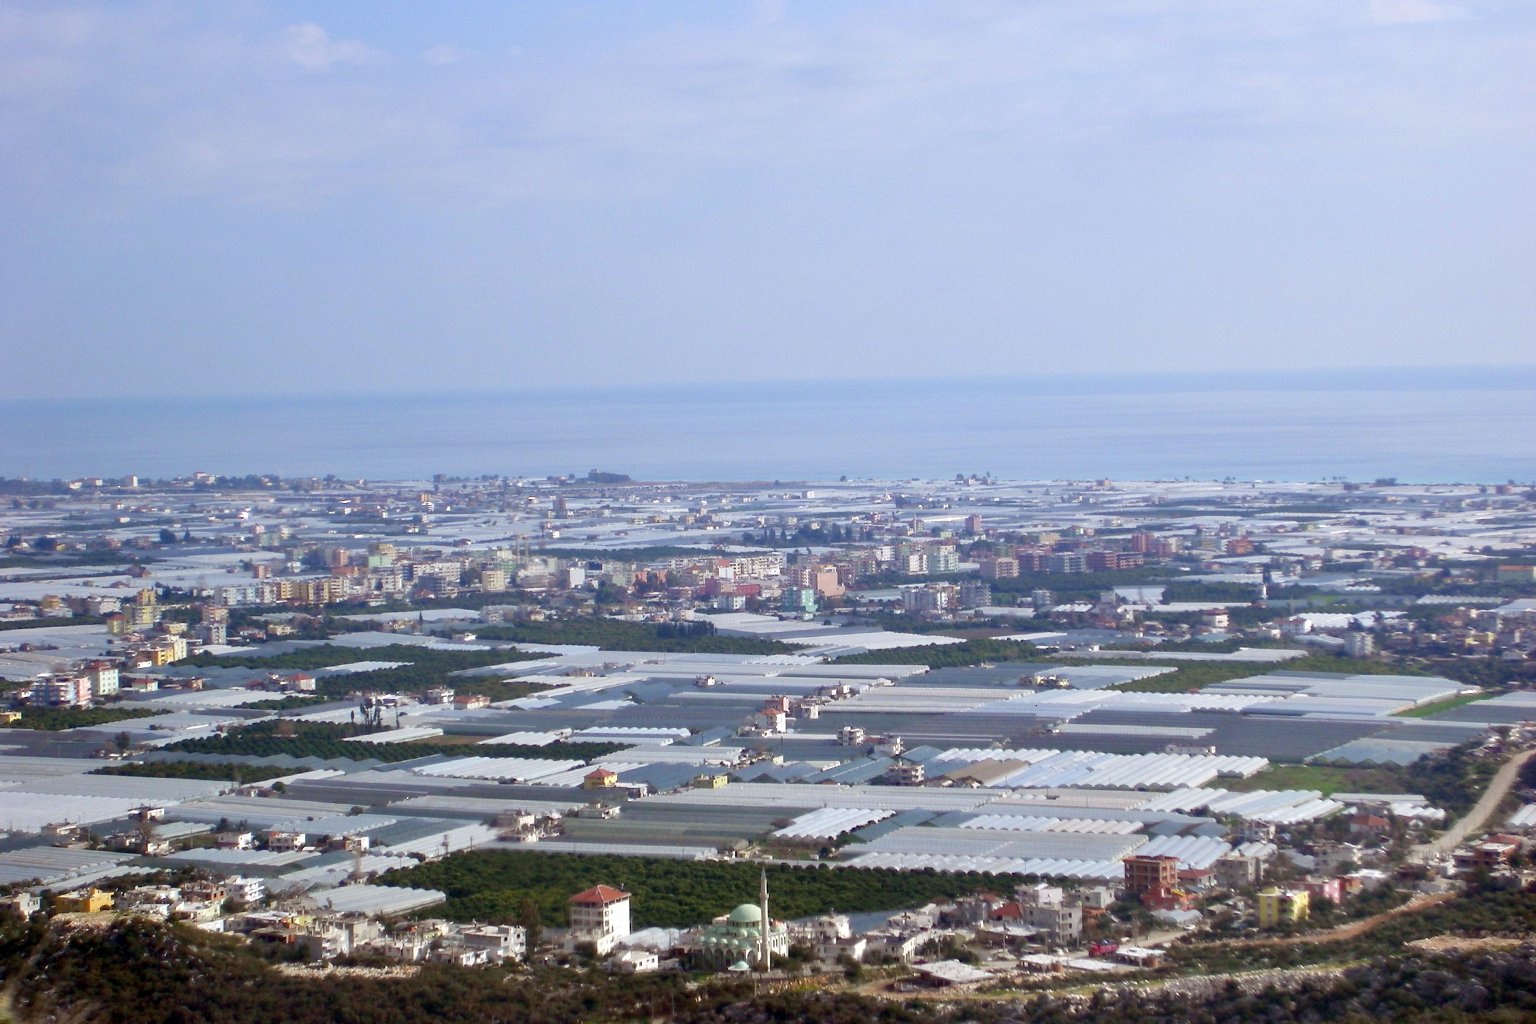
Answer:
[1409,747,1535,864]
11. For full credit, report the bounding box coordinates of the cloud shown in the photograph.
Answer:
[421,43,461,66]
[2,1,1531,215]
[280,22,376,72]
[1367,0,1466,25]
[752,0,786,27]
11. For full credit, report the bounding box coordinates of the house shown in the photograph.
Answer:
[1113,945,1166,968]
[903,960,993,990]
[609,948,659,973]
[225,877,267,905]
[885,757,925,786]
[1,892,42,919]
[459,923,527,962]
[583,768,619,790]
[1349,813,1390,838]
[790,912,868,963]
[265,830,308,852]
[56,888,115,913]
[1454,839,1520,873]
[42,822,88,847]
[1303,876,1345,905]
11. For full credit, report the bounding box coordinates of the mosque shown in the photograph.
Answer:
[690,871,790,971]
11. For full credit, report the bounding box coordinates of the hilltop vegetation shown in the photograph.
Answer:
[7,911,1536,1024]
[1169,882,1536,974]
[376,849,1028,928]
[0,917,752,1024]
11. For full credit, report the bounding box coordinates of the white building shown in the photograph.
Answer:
[568,884,632,956]
[609,948,659,973]
[460,923,527,962]
[86,662,119,698]
[225,876,266,905]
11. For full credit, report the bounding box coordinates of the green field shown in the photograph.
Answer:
[1396,691,1494,718]
[1214,763,1412,795]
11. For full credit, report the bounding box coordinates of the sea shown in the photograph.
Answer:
[3,367,1533,484]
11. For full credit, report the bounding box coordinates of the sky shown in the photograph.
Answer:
[2,0,1533,400]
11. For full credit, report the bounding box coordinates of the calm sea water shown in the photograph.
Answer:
[3,370,1533,483]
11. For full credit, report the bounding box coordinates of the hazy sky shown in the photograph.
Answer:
[3,1,1533,399]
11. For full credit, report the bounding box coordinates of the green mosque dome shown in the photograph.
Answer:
[727,904,763,925]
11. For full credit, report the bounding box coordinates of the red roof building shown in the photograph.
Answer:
[570,884,630,906]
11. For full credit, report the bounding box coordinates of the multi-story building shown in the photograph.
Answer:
[902,583,956,615]
[1257,887,1309,928]
[84,595,123,616]
[1023,903,1082,946]
[1214,853,1264,890]
[978,556,1019,580]
[369,566,408,595]
[84,661,119,698]
[728,553,785,580]
[1344,632,1376,657]
[125,588,159,629]
[894,546,927,575]
[567,885,631,956]
[411,560,464,585]
[958,580,991,608]
[33,674,93,707]
[1044,552,1086,573]
[780,587,817,614]
[790,564,844,599]
[1123,855,1180,897]
[211,582,271,607]
[1086,550,1143,571]
[925,545,960,574]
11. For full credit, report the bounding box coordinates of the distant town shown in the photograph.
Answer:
[4,470,1536,1006]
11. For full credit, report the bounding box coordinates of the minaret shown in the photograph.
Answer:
[759,868,771,972]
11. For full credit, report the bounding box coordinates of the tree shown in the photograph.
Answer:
[519,896,543,951]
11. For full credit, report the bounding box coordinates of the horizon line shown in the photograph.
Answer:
[5,362,1536,407]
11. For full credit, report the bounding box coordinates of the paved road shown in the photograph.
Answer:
[1409,746,1535,865]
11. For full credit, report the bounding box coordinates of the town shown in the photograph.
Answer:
[3,471,1536,998]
